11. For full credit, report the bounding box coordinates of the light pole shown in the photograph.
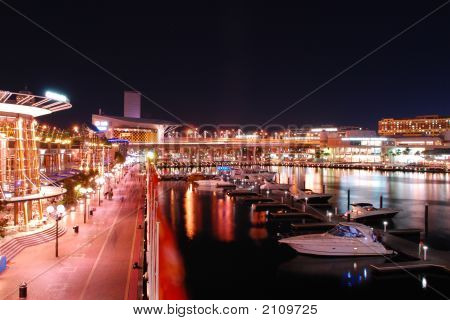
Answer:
[55,205,65,257]
[95,176,105,206]
[79,187,88,223]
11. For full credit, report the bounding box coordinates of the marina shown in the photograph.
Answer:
[155,165,449,299]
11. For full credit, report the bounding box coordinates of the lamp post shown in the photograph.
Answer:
[383,221,388,232]
[55,205,65,257]
[79,187,87,223]
[95,176,105,206]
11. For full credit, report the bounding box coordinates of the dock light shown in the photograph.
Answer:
[284,190,288,196]
[423,245,428,261]
[45,90,68,102]
[422,276,427,289]
[266,190,270,197]
[383,221,388,232]
[327,211,332,222]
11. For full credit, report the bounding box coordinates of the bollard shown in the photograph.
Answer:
[19,282,27,299]
[73,225,79,233]
[347,213,350,222]
[379,195,383,208]
[347,189,350,211]
[424,204,429,241]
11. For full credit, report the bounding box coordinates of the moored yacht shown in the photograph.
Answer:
[279,223,393,256]
[231,167,276,182]
[195,177,235,188]
[291,188,332,204]
[260,181,290,191]
[345,203,400,221]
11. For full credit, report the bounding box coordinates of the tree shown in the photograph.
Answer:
[403,147,411,155]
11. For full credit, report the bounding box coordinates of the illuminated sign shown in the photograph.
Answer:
[217,166,231,171]
[45,90,68,102]
[94,120,108,131]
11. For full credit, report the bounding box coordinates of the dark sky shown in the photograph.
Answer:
[0,0,449,130]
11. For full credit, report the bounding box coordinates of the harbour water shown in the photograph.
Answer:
[157,167,450,299]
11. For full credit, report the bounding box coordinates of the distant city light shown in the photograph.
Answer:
[45,90,68,102]
[311,128,338,132]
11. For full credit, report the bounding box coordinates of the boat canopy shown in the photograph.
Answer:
[328,224,365,238]
[352,203,374,207]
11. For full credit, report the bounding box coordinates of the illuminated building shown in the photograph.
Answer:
[92,92,179,160]
[0,90,71,225]
[378,115,450,136]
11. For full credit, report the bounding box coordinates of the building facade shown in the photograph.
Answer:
[378,115,450,136]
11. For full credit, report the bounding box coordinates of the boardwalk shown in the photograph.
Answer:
[0,166,144,300]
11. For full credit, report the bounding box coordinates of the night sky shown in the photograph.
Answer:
[0,0,449,130]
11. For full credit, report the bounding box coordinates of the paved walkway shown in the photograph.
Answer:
[0,165,145,300]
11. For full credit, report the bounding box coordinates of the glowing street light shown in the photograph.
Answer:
[383,220,388,232]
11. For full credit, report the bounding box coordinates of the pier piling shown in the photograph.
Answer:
[347,189,350,210]
[380,195,383,208]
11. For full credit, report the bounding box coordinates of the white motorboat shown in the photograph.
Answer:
[195,177,235,188]
[345,203,400,221]
[231,167,276,182]
[279,222,393,256]
[291,188,332,204]
[260,181,291,191]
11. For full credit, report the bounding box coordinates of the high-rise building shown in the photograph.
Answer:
[378,115,450,136]
[124,91,141,118]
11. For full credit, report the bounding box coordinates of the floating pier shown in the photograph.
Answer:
[370,233,450,273]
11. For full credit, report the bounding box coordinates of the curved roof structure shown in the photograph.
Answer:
[0,90,72,117]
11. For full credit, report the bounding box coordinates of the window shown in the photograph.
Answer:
[328,225,364,238]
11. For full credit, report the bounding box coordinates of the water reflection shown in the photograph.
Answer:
[212,194,235,242]
[272,167,450,250]
[184,184,201,239]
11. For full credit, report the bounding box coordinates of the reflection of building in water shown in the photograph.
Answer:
[183,184,202,239]
[249,227,268,241]
[212,196,235,242]
[0,90,71,225]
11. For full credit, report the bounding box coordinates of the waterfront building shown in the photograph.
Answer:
[0,90,71,225]
[378,115,450,136]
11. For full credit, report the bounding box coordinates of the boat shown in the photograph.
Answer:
[187,173,207,182]
[345,203,400,221]
[231,167,276,182]
[260,181,290,191]
[291,189,332,204]
[195,177,235,188]
[279,222,393,256]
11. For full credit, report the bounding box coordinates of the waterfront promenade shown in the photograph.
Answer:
[0,166,144,300]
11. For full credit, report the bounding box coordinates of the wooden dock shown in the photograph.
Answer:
[370,233,450,273]
[269,212,325,222]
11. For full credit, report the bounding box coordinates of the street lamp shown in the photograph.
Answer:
[95,176,105,206]
[55,205,65,257]
[79,187,88,223]
[383,220,388,232]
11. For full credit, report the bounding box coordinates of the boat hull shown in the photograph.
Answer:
[284,242,392,256]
